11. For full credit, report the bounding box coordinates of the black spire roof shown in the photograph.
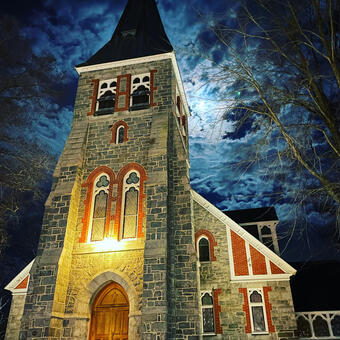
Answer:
[223,207,278,224]
[77,0,173,67]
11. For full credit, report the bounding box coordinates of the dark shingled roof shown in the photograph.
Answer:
[77,0,173,67]
[223,207,278,224]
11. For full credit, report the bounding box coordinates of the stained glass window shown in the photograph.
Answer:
[117,126,125,144]
[91,191,107,241]
[251,306,266,332]
[201,292,215,334]
[90,174,110,242]
[198,238,210,262]
[122,172,140,239]
[248,289,268,333]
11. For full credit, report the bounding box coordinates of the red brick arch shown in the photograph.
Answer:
[79,166,116,243]
[110,120,129,144]
[195,229,217,261]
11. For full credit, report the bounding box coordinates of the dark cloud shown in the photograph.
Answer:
[1,0,338,261]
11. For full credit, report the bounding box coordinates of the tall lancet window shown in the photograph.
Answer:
[121,171,140,239]
[89,174,110,241]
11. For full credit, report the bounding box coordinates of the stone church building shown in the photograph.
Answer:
[5,0,298,339]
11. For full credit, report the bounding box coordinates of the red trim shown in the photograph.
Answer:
[15,275,29,289]
[230,231,249,276]
[270,261,285,274]
[88,79,99,116]
[249,246,267,275]
[263,287,275,333]
[150,70,158,107]
[79,166,116,243]
[115,74,131,112]
[115,163,147,240]
[213,289,222,334]
[110,120,129,144]
[195,229,217,261]
[239,288,252,334]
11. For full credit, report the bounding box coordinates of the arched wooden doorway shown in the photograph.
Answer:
[90,282,129,340]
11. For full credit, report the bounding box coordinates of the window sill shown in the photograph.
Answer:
[94,108,114,116]
[203,332,216,336]
[74,238,145,254]
[129,104,150,111]
[251,331,269,335]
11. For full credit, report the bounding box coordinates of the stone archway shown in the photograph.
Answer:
[89,282,129,340]
[85,271,141,340]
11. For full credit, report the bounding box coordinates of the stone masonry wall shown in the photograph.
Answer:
[193,201,297,340]
[16,57,201,340]
[166,94,201,339]
[5,294,26,340]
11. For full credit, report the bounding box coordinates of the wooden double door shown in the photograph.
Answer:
[90,282,129,340]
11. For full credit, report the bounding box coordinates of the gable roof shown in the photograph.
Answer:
[5,259,34,295]
[224,206,278,224]
[77,0,173,67]
[191,190,296,281]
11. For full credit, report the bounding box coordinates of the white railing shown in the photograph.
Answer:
[296,311,340,339]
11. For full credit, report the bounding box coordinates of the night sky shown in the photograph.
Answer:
[1,0,339,263]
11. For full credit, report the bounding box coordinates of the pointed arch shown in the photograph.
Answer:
[80,166,116,243]
[115,163,147,240]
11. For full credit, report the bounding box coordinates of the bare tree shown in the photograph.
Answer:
[201,0,340,230]
[0,15,59,255]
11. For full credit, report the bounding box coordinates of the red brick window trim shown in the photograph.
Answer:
[115,163,147,240]
[110,120,129,144]
[263,287,275,333]
[80,163,146,243]
[239,287,275,334]
[150,69,158,107]
[213,289,223,334]
[195,229,217,262]
[88,79,99,116]
[80,166,115,243]
[115,74,131,112]
[239,288,252,334]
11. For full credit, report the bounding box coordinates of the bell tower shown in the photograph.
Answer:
[17,0,200,339]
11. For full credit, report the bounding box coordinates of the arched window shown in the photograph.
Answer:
[89,174,109,242]
[130,74,150,111]
[110,120,129,144]
[248,289,268,334]
[121,171,140,239]
[198,237,210,262]
[80,166,115,243]
[195,230,217,261]
[116,126,125,144]
[260,226,274,252]
[95,79,117,115]
[201,292,215,334]
[80,164,146,243]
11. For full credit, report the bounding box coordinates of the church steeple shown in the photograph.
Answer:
[78,0,173,67]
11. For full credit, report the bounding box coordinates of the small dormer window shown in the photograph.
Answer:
[130,74,150,111]
[95,79,117,116]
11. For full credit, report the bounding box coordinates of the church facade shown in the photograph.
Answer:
[5,0,298,339]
